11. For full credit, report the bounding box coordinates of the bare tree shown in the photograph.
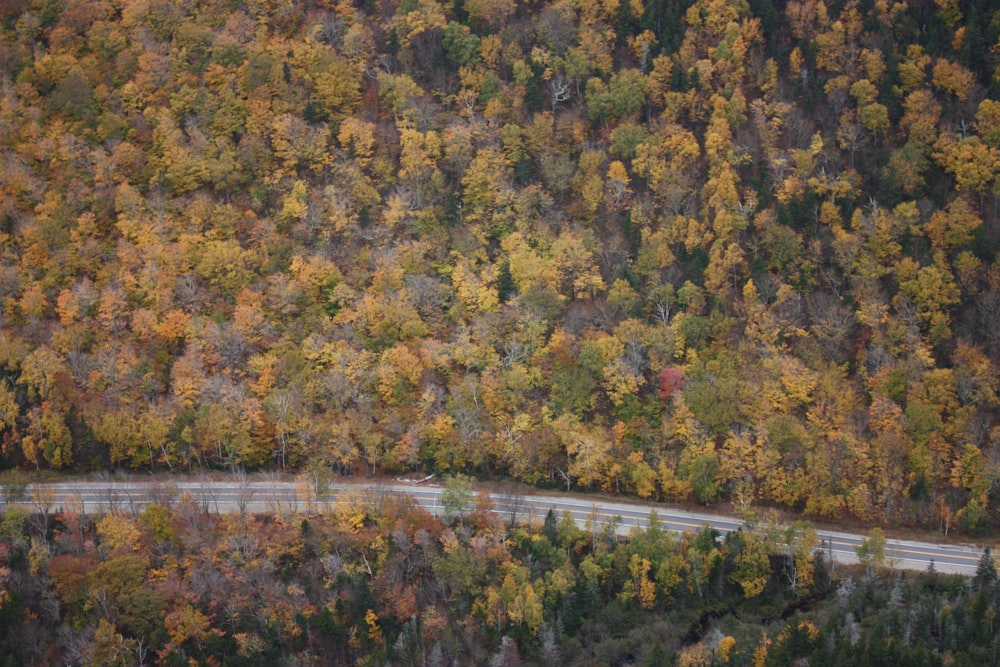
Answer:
[28,484,54,538]
[234,467,254,516]
[496,480,528,529]
[549,77,571,113]
[538,623,561,663]
[147,479,179,509]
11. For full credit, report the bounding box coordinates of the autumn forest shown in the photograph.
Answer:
[2,0,1000,532]
[3,0,1000,662]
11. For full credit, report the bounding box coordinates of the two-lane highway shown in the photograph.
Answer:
[493,493,984,575]
[5,477,986,575]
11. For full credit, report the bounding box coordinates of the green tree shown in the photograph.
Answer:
[729,530,772,598]
[973,547,997,592]
[856,527,888,578]
[441,473,475,524]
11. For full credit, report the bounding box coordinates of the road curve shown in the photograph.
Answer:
[6,478,986,575]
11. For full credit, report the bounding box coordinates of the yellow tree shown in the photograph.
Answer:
[975,99,1000,148]
[165,603,216,655]
[337,288,428,350]
[633,123,701,215]
[702,240,746,299]
[922,196,982,253]
[866,395,911,522]
[0,381,19,438]
[451,260,499,316]
[931,58,974,101]
[337,117,377,168]
[934,133,1000,194]
[896,253,961,344]
[19,347,67,402]
[620,553,658,609]
[730,530,771,598]
[502,232,561,301]
[554,414,612,490]
[461,146,514,235]
[96,513,142,553]
[270,113,332,180]
[396,123,445,210]
[22,402,72,469]
[552,230,606,301]
[900,89,941,147]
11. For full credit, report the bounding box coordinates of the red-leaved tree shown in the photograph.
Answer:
[659,367,686,402]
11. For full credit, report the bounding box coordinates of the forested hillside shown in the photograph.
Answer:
[2,486,999,665]
[2,0,1000,533]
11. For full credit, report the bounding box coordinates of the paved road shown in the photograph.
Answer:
[7,478,986,575]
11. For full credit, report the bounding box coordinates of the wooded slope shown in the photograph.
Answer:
[2,0,1000,533]
[1,486,998,665]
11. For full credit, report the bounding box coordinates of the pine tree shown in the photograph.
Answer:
[973,547,997,592]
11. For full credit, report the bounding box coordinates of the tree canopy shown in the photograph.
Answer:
[1,0,1000,534]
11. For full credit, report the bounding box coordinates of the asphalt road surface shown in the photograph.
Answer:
[6,477,986,575]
